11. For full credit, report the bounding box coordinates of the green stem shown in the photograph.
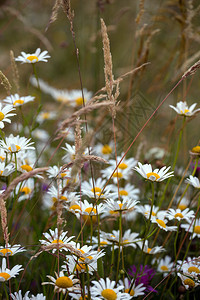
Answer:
[116,210,122,282]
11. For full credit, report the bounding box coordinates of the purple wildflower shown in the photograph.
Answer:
[128,264,157,293]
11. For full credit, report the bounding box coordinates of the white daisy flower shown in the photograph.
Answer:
[101,165,130,183]
[166,208,195,222]
[0,103,16,128]
[108,183,140,200]
[0,162,15,176]
[46,165,71,180]
[151,211,177,231]
[62,143,91,162]
[81,177,112,199]
[136,204,160,219]
[15,178,35,201]
[0,148,6,162]
[74,200,104,225]
[40,228,75,253]
[36,111,57,124]
[67,89,92,107]
[10,290,30,300]
[87,235,112,249]
[185,175,200,189]
[0,134,34,154]
[177,272,200,289]
[0,258,23,281]
[104,229,139,250]
[103,198,139,217]
[134,162,174,182]
[169,101,200,117]
[32,129,49,142]
[3,93,35,107]
[68,290,89,299]
[175,196,190,211]
[94,142,114,160]
[119,278,146,297]
[181,257,200,277]
[0,243,26,257]
[181,218,200,239]
[15,48,50,64]
[109,154,137,172]
[157,255,174,275]
[91,277,130,300]
[42,271,80,294]
[137,240,165,254]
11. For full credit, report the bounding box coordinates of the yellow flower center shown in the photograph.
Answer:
[118,203,123,210]
[13,99,24,106]
[91,187,102,194]
[146,172,160,180]
[69,204,81,211]
[60,196,68,201]
[101,289,117,300]
[57,96,69,103]
[0,171,3,175]
[42,112,50,119]
[0,156,5,161]
[8,145,21,152]
[100,241,108,246]
[161,265,168,271]
[194,225,200,234]
[191,146,200,154]
[178,204,187,211]
[145,211,156,216]
[20,187,31,195]
[76,263,87,272]
[147,247,152,253]
[27,55,39,62]
[125,288,135,296]
[188,266,200,273]
[75,97,84,106]
[55,276,73,288]
[0,272,10,280]
[112,172,123,178]
[156,219,166,228]
[0,112,5,121]
[184,278,195,288]
[83,207,97,224]
[174,213,183,218]
[21,164,33,172]
[51,239,64,244]
[121,239,129,245]
[181,109,189,114]
[118,163,128,170]
[119,190,128,196]
[61,173,67,178]
[101,145,112,155]
[0,249,13,256]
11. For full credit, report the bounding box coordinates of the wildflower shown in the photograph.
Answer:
[10,291,46,300]
[166,208,195,222]
[15,48,50,64]
[3,93,35,107]
[137,240,165,254]
[108,183,140,200]
[94,142,114,159]
[177,272,200,289]
[134,162,174,182]
[181,257,200,276]
[15,178,35,201]
[101,165,130,183]
[175,196,190,211]
[109,154,137,171]
[67,89,92,107]
[181,219,200,239]
[0,134,34,154]
[0,148,6,162]
[75,200,104,225]
[46,166,71,180]
[189,145,200,157]
[128,264,156,293]
[0,162,15,176]
[0,258,23,282]
[169,101,200,117]
[0,103,16,129]
[104,229,139,250]
[119,278,146,297]
[81,177,112,199]
[151,211,177,232]
[136,204,159,219]
[40,228,75,253]
[0,243,26,257]
[157,256,174,275]
[185,175,200,189]
[42,271,80,294]
[91,277,130,300]
[103,198,139,217]
[36,111,57,124]
[87,235,112,249]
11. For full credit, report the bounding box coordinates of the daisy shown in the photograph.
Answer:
[166,208,195,222]
[189,145,200,157]
[137,240,165,254]
[10,291,46,300]
[87,235,112,249]
[136,204,160,219]
[104,229,139,250]
[0,103,16,128]
[157,256,174,275]
[134,162,174,182]
[15,48,50,64]
[49,88,70,104]
[15,178,35,201]
[181,257,200,276]
[109,154,137,172]
[181,218,200,239]
[36,111,57,124]
[32,129,49,142]
[175,196,190,211]
[42,271,80,294]
[151,211,177,232]
[47,165,71,180]
[0,134,34,154]
[169,101,200,117]
[185,175,200,189]
[94,142,114,160]
[3,93,35,107]
[40,228,75,253]
[67,89,92,107]
[0,148,6,162]
[0,162,15,176]
[103,198,139,217]
[177,272,200,289]
[91,277,130,300]
[0,243,26,257]
[108,183,140,200]
[81,177,112,199]
[119,278,146,297]
[0,258,23,282]
[101,165,130,183]
[75,200,104,225]
[62,143,91,162]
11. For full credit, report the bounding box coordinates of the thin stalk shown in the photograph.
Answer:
[116,210,122,282]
